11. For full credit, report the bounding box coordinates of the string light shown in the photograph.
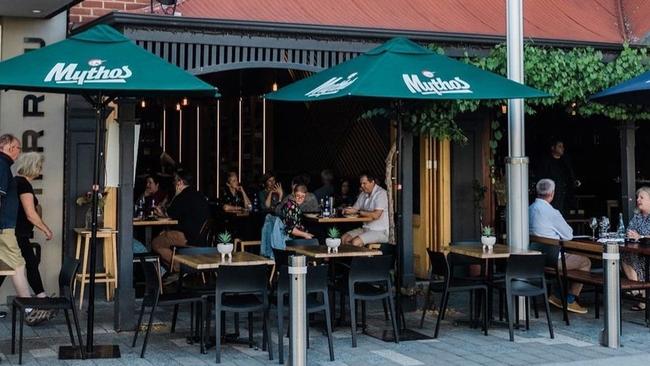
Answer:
[272,82,278,92]
[176,103,181,111]
[140,99,146,108]
[181,97,189,106]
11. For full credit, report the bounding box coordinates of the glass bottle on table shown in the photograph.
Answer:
[617,213,626,239]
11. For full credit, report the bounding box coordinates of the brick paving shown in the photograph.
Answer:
[0,291,648,365]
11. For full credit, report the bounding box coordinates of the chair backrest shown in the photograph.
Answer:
[349,255,394,284]
[215,264,269,296]
[277,264,328,295]
[506,254,546,281]
[286,238,319,247]
[60,256,81,295]
[529,241,561,269]
[198,219,215,246]
[272,248,290,268]
[426,248,450,280]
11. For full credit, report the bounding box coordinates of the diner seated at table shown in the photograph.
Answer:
[151,170,209,271]
[221,171,251,212]
[336,178,357,207]
[275,175,320,214]
[529,178,590,314]
[314,169,335,201]
[138,174,168,210]
[261,184,313,258]
[341,172,390,248]
[258,171,284,211]
[622,186,650,311]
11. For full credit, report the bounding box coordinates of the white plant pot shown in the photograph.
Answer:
[325,238,341,253]
[481,236,496,251]
[217,243,234,261]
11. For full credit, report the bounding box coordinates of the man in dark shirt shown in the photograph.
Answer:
[152,170,209,270]
[535,139,580,215]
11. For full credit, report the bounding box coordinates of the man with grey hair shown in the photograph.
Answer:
[529,178,590,314]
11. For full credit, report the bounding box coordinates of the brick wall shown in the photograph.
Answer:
[70,0,150,26]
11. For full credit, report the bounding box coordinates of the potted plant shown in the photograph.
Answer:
[216,231,234,261]
[481,226,496,251]
[325,227,341,253]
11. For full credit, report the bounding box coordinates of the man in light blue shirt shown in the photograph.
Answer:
[529,179,590,314]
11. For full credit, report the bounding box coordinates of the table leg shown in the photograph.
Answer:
[487,258,494,322]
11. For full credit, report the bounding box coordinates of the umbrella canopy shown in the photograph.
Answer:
[590,70,650,104]
[266,37,547,101]
[0,24,218,97]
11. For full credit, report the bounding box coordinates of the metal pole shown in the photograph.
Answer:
[619,120,636,222]
[601,242,620,348]
[506,0,529,321]
[288,255,307,366]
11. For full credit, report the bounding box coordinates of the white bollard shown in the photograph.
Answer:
[600,242,620,348]
[288,255,307,366]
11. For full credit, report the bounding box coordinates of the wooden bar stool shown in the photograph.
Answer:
[73,228,118,309]
[235,238,261,252]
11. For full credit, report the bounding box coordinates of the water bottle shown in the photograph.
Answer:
[617,213,626,239]
[323,196,330,217]
[320,198,325,216]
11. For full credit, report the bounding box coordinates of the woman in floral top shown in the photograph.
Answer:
[623,186,650,310]
[280,184,313,239]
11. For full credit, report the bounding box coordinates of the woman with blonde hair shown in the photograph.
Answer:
[14,152,53,324]
[623,186,650,310]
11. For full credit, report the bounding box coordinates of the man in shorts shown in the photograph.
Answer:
[341,172,390,247]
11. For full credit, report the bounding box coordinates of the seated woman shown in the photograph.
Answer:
[258,171,283,211]
[140,174,168,209]
[260,184,312,257]
[336,178,357,207]
[221,171,252,212]
[623,186,650,310]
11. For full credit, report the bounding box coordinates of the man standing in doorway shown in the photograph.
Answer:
[535,138,580,215]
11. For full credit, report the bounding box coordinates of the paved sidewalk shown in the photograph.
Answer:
[0,292,647,365]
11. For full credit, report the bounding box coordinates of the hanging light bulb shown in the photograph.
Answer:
[140,99,146,108]
[272,82,278,92]
[182,97,189,106]
[176,103,181,111]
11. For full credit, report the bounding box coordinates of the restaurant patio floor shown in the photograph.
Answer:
[0,291,649,366]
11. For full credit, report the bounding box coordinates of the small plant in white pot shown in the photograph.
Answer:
[216,231,234,261]
[481,226,496,251]
[325,227,341,253]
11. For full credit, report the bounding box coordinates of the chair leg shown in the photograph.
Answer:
[419,288,431,328]
[248,312,254,348]
[278,302,284,364]
[483,288,488,336]
[19,309,24,365]
[387,294,399,343]
[216,306,222,364]
[469,290,475,327]
[63,310,75,346]
[170,304,179,333]
[532,296,539,319]
[140,300,158,358]
[441,290,450,320]
[11,304,16,354]
[382,298,389,321]
[132,302,146,347]
[434,290,448,338]
[525,297,530,331]
[498,288,504,321]
[323,296,335,361]
[542,290,554,339]
[361,301,367,331]
[200,301,206,354]
[506,287,515,342]
[264,308,273,361]
[349,293,358,347]
[71,304,86,358]
[595,290,600,319]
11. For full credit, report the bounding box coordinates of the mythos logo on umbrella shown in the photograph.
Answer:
[43,59,133,85]
[305,72,359,97]
[402,70,472,96]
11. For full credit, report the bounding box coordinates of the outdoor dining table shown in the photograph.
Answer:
[173,251,274,270]
[133,217,178,249]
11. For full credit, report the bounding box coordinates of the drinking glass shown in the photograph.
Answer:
[589,217,598,241]
[599,216,610,238]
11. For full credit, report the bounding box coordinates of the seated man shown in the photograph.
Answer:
[341,172,390,247]
[529,178,590,314]
[152,170,209,271]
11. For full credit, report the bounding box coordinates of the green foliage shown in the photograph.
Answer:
[327,226,341,239]
[481,226,494,237]
[217,231,232,244]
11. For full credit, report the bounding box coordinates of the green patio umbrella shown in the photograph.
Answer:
[266,37,547,101]
[266,37,548,341]
[0,24,218,359]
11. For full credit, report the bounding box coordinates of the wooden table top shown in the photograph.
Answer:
[73,228,118,237]
[303,215,373,223]
[285,244,382,258]
[133,218,179,226]
[448,244,540,259]
[173,251,274,270]
[0,259,15,276]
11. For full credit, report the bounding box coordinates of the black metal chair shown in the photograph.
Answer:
[419,249,488,338]
[276,264,334,364]
[132,259,206,358]
[208,264,273,363]
[504,254,554,341]
[12,257,84,365]
[286,238,319,247]
[529,241,569,325]
[345,255,398,347]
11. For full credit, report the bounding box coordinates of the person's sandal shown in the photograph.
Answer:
[25,310,49,326]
